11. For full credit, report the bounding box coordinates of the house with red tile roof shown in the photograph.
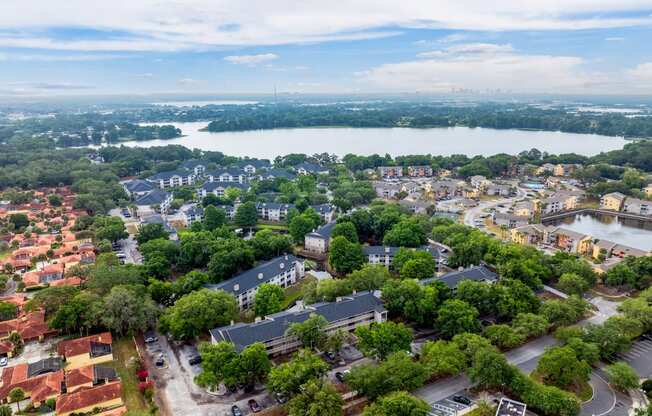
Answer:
[0,359,64,406]
[0,310,57,342]
[57,333,113,370]
[56,382,124,416]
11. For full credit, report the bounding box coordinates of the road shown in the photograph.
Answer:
[415,295,622,415]
[462,185,528,228]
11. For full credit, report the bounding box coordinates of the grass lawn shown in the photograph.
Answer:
[282,276,317,309]
[108,337,149,412]
[530,369,593,402]
[256,223,289,231]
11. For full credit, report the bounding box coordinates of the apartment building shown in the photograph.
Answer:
[210,291,387,356]
[146,170,196,189]
[206,168,247,184]
[623,197,651,216]
[206,255,305,310]
[600,192,626,211]
[256,202,295,221]
[378,166,403,179]
[406,165,433,177]
[198,181,250,198]
[304,222,336,255]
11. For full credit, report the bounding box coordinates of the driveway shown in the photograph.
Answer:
[119,235,142,264]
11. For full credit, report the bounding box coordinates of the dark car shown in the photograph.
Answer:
[335,371,349,383]
[248,399,262,413]
[452,395,472,406]
[155,357,165,367]
[144,331,158,343]
[188,355,202,365]
[231,405,242,416]
[324,351,337,361]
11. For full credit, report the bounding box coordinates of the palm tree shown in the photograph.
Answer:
[9,387,25,411]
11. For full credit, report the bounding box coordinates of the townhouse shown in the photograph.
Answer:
[257,168,297,181]
[513,200,538,218]
[553,163,579,177]
[378,166,403,179]
[234,159,271,174]
[510,224,550,246]
[133,189,173,216]
[547,228,592,254]
[623,197,651,216]
[206,255,305,310]
[406,165,433,178]
[304,222,336,255]
[146,170,196,189]
[310,204,335,223]
[294,162,330,175]
[600,192,626,211]
[362,245,443,270]
[256,202,295,221]
[56,381,124,416]
[469,175,491,190]
[180,160,209,176]
[541,194,577,215]
[492,212,530,229]
[121,179,156,198]
[373,181,402,199]
[535,163,555,175]
[205,168,247,184]
[398,199,433,215]
[210,291,387,356]
[420,265,499,290]
[57,332,114,370]
[0,310,57,342]
[425,180,464,199]
[485,184,512,197]
[198,181,250,198]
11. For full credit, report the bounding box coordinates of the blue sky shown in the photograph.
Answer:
[0,1,651,96]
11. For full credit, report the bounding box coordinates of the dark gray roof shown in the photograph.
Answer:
[183,205,204,217]
[206,254,300,297]
[206,168,246,177]
[201,181,249,191]
[124,179,155,193]
[311,204,334,214]
[134,189,171,206]
[256,202,295,210]
[421,265,498,289]
[93,365,118,382]
[363,246,401,256]
[235,159,271,169]
[90,341,112,358]
[141,214,176,234]
[295,162,328,173]
[147,170,193,181]
[261,169,296,179]
[210,291,385,351]
[27,357,62,377]
[306,222,336,239]
[180,160,208,169]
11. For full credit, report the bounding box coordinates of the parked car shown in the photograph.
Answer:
[144,331,158,343]
[188,355,202,365]
[452,395,472,405]
[335,370,350,383]
[231,405,243,416]
[324,351,337,361]
[155,357,165,367]
[0,357,7,367]
[248,399,262,413]
[274,392,288,404]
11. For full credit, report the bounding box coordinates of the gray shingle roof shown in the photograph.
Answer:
[206,254,300,297]
[421,265,498,289]
[235,159,271,169]
[311,204,334,214]
[180,160,208,169]
[124,179,155,193]
[210,291,385,351]
[307,222,336,239]
[147,170,193,181]
[134,189,171,206]
[363,246,401,256]
[295,162,328,173]
[256,202,295,210]
[201,181,249,192]
[206,168,246,177]
[261,169,296,179]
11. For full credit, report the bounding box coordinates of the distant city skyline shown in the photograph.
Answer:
[1,1,651,97]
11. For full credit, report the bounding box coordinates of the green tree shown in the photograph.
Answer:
[557,273,589,296]
[203,205,227,231]
[468,349,515,389]
[0,302,18,321]
[512,313,550,338]
[331,221,358,243]
[0,404,12,416]
[159,289,238,340]
[136,223,169,245]
[289,214,317,244]
[346,352,428,400]
[234,201,258,228]
[287,380,343,416]
[8,387,25,411]
[8,214,29,230]
[400,253,436,280]
[382,218,427,247]
[328,236,365,274]
[484,325,525,350]
[605,362,640,391]
[195,341,240,389]
[437,299,480,338]
[207,239,255,282]
[286,313,328,350]
[139,238,179,263]
[419,340,467,378]
[355,321,413,360]
[237,342,272,389]
[101,285,158,336]
[536,346,591,389]
[363,391,430,416]
[267,349,329,396]
[250,229,293,260]
[254,283,284,317]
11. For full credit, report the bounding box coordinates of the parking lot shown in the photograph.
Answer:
[429,392,475,416]
[616,335,652,378]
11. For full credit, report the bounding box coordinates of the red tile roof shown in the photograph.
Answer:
[0,310,57,341]
[64,365,94,390]
[0,364,63,402]
[55,382,122,415]
[57,332,113,358]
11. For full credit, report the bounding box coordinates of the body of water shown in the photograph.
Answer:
[115,122,628,159]
[551,213,652,251]
[151,100,258,107]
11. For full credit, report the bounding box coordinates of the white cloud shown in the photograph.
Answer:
[0,1,650,51]
[224,53,279,65]
[0,52,130,61]
[605,37,625,41]
[357,43,606,93]
[438,33,469,43]
[627,62,652,82]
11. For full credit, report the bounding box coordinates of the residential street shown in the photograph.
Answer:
[415,296,622,414]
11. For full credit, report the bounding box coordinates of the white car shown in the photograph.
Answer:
[0,357,8,366]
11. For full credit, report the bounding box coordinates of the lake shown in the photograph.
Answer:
[116,122,628,158]
[550,213,652,251]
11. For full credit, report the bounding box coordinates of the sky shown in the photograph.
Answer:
[0,0,651,97]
